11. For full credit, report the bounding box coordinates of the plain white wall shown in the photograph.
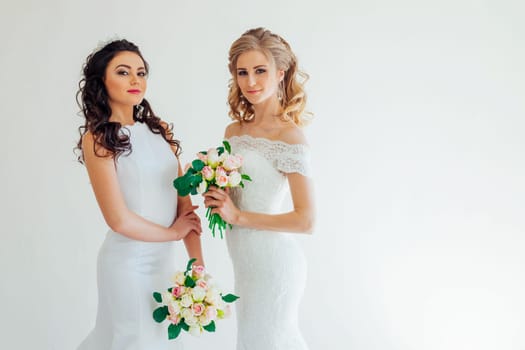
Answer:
[1,0,524,349]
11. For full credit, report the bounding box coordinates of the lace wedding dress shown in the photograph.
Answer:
[226,135,310,350]
[78,122,183,350]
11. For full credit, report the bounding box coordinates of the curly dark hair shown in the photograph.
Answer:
[75,39,180,163]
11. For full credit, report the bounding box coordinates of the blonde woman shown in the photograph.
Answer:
[204,28,314,350]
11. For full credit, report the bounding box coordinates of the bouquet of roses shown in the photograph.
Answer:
[152,258,239,340]
[173,140,251,238]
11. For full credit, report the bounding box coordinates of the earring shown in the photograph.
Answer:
[240,95,246,105]
[135,104,144,120]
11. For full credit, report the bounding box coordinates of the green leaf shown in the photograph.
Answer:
[186,258,197,272]
[222,293,240,303]
[241,174,252,181]
[181,320,190,331]
[217,146,225,155]
[189,174,203,186]
[184,275,196,288]
[177,186,192,197]
[192,159,205,171]
[168,323,182,340]
[153,292,162,303]
[153,306,169,323]
[203,320,216,332]
[222,140,231,154]
[239,182,244,188]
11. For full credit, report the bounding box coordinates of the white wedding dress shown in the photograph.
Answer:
[226,135,310,350]
[78,122,184,350]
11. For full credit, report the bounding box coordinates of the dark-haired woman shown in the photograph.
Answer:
[76,39,202,350]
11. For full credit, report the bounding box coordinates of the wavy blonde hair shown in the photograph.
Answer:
[227,27,311,126]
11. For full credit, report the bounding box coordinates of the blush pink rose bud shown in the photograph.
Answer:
[196,279,208,289]
[223,154,242,171]
[201,166,214,181]
[215,166,227,177]
[192,265,206,279]
[216,175,229,187]
[168,313,181,325]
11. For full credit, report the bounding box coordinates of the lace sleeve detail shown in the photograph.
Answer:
[275,144,311,177]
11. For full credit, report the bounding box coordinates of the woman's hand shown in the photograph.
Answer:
[203,186,241,225]
[170,205,202,240]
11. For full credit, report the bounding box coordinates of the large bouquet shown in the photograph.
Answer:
[173,140,251,238]
[152,258,239,340]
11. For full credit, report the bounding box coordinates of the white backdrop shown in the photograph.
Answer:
[1,0,524,349]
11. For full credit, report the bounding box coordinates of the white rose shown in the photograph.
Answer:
[161,291,173,305]
[205,287,221,305]
[218,151,228,163]
[207,149,219,167]
[169,301,181,315]
[172,271,186,286]
[227,171,242,187]
[181,307,193,320]
[192,286,206,302]
[180,294,193,308]
[196,181,207,194]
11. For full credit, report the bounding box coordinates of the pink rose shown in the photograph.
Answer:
[172,285,185,298]
[223,154,242,171]
[201,166,214,181]
[216,175,229,187]
[168,313,181,325]
[215,166,227,177]
[192,303,205,316]
[196,279,208,289]
[192,265,206,279]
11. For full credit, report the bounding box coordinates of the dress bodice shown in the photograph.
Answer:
[115,122,178,228]
[228,135,311,215]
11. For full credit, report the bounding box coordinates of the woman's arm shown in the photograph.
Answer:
[176,159,205,266]
[162,120,205,266]
[82,132,200,242]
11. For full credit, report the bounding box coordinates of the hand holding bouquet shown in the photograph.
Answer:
[173,140,251,238]
[152,258,239,340]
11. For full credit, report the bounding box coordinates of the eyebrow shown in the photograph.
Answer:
[115,64,146,70]
[236,65,267,71]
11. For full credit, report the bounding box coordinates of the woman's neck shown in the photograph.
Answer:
[109,104,135,125]
[251,97,282,127]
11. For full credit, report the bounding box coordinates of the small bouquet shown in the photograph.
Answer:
[173,140,251,238]
[152,258,239,340]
